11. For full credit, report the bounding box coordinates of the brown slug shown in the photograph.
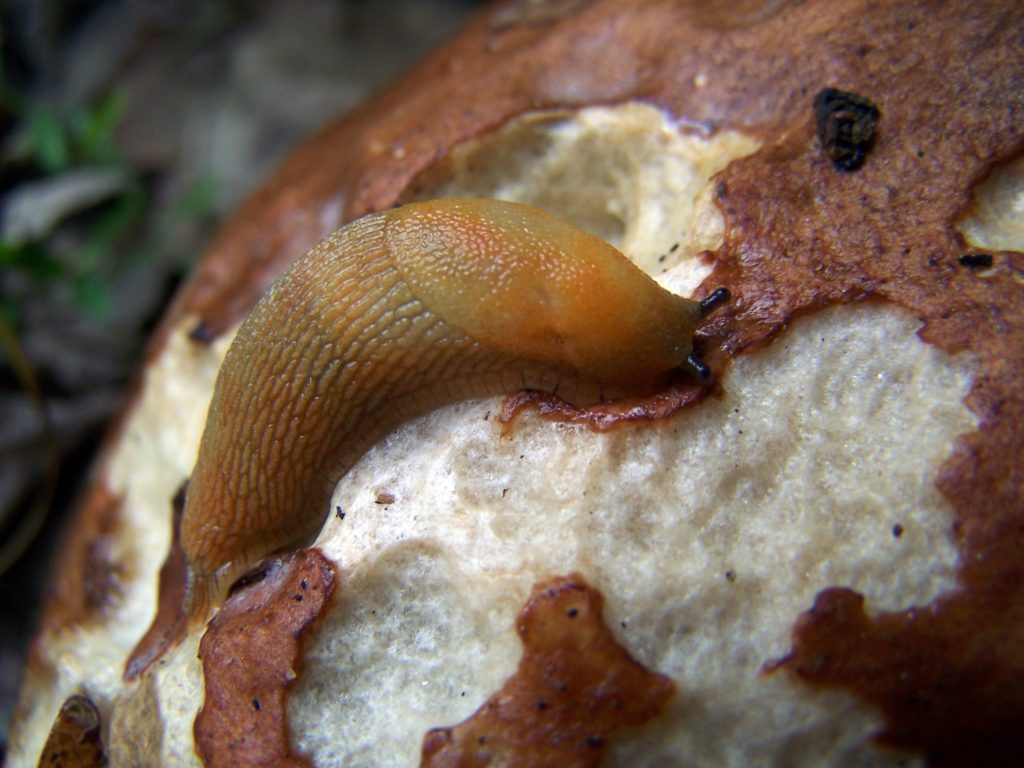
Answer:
[129,198,728,675]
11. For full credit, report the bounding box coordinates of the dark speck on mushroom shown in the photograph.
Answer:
[958,253,993,269]
[813,87,880,171]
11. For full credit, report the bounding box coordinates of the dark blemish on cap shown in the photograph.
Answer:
[958,253,993,269]
[189,320,217,344]
[814,87,880,171]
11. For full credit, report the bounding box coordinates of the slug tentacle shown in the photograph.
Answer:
[700,287,731,316]
[685,354,712,380]
[130,198,728,676]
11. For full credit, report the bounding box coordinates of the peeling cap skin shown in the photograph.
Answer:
[37,695,106,768]
[11,1,1024,766]
[421,573,676,766]
[194,550,335,768]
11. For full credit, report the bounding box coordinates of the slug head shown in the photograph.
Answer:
[386,199,704,391]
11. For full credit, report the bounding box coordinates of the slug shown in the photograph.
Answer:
[130,198,728,674]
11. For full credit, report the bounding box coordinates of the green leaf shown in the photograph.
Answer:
[28,107,70,172]
[86,187,146,260]
[71,91,125,164]
[74,274,113,317]
[0,241,64,279]
[172,176,218,220]
[0,296,20,334]
[0,241,20,265]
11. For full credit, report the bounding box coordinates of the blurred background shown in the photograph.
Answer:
[0,0,484,754]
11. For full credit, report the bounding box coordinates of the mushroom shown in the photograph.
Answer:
[10,1,1023,766]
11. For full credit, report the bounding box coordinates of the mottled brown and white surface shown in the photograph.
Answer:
[9,1,1024,766]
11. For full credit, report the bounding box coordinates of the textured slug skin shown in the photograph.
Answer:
[178,198,704,623]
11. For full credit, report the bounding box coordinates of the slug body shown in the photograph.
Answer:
[178,199,707,625]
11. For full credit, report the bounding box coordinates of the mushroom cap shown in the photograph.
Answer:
[11,1,1024,766]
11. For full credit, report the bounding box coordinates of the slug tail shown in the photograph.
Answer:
[182,570,220,631]
[123,586,189,681]
[125,487,194,680]
[123,568,222,680]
